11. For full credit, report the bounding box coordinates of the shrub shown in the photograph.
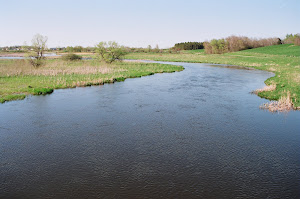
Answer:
[61,53,82,61]
[95,41,128,64]
[294,37,300,46]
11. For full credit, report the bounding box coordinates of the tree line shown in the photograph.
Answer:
[284,33,300,45]
[203,36,282,54]
[173,42,204,50]
[203,34,300,54]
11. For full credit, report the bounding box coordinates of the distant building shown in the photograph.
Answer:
[49,47,66,51]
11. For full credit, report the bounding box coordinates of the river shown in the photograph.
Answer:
[0,61,299,198]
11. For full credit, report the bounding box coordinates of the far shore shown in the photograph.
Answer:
[0,52,95,57]
[0,53,26,57]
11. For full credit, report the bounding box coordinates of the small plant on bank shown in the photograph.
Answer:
[61,53,82,61]
[95,41,128,64]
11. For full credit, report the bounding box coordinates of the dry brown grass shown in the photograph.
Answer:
[0,53,26,57]
[58,52,95,55]
[0,60,125,76]
[291,73,300,84]
[254,84,276,94]
[260,92,294,112]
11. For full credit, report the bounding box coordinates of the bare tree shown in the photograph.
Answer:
[154,44,160,53]
[147,45,152,52]
[27,34,48,67]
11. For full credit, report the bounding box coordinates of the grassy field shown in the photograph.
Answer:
[125,44,300,109]
[0,59,183,103]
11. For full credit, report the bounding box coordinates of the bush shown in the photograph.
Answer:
[61,53,82,61]
[294,37,300,46]
[95,41,128,64]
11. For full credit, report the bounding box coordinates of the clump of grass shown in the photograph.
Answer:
[254,84,276,94]
[0,94,26,103]
[260,92,294,112]
[32,88,54,95]
[61,53,82,61]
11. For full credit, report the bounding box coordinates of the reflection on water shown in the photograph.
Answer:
[0,62,299,198]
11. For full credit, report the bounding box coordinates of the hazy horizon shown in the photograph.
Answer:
[1,0,300,48]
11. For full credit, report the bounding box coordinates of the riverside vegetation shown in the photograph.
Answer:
[0,59,183,103]
[0,37,183,103]
[1,33,299,110]
[125,44,300,110]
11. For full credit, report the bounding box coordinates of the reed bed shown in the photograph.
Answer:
[0,59,124,76]
[260,92,294,112]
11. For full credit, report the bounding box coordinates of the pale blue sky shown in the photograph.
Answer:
[1,0,299,48]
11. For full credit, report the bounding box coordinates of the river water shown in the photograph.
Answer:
[0,53,59,59]
[0,61,299,198]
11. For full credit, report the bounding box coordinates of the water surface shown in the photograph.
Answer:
[1,62,299,198]
[0,53,59,59]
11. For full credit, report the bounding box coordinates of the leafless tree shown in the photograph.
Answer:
[27,34,48,67]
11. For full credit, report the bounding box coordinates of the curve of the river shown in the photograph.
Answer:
[1,61,299,198]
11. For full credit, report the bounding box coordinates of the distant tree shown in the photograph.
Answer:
[294,36,300,46]
[154,44,160,53]
[73,46,83,52]
[66,46,74,52]
[174,42,204,50]
[284,33,300,45]
[95,41,128,64]
[204,36,282,54]
[22,41,30,51]
[147,45,152,52]
[27,34,48,67]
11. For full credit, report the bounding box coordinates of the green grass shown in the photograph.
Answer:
[125,44,300,108]
[237,44,300,57]
[0,60,183,103]
[0,94,26,103]
[183,49,205,54]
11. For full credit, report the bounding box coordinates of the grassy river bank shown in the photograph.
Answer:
[125,44,300,109]
[0,59,183,103]
[1,44,299,110]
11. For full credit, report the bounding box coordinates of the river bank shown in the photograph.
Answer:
[1,44,299,110]
[0,59,183,103]
[0,53,25,57]
[125,44,300,109]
